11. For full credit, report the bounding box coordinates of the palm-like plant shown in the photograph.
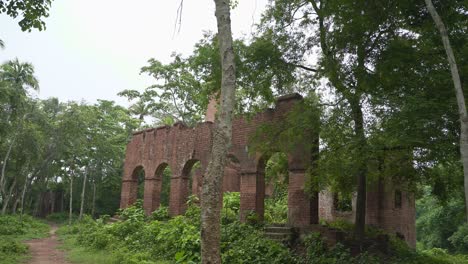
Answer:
[0,58,40,120]
[0,58,39,93]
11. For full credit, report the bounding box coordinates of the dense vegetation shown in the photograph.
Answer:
[0,215,49,263]
[57,193,468,264]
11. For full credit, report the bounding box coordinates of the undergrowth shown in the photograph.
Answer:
[57,193,468,264]
[0,214,50,264]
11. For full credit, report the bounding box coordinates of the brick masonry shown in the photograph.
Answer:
[120,93,416,247]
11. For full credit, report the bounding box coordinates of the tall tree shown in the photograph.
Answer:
[424,0,468,221]
[262,0,408,240]
[201,0,236,263]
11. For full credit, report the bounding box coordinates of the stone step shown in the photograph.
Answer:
[264,232,291,241]
[264,226,293,234]
[268,223,287,227]
[108,217,121,223]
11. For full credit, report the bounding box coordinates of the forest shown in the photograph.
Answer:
[0,0,467,263]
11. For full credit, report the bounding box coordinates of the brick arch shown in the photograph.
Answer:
[120,165,145,209]
[121,93,320,227]
[141,162,171,215]
[173,159,202,214]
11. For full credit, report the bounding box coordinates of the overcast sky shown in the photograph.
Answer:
[0,0,268,106]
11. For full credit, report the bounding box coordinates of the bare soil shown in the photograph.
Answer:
[24,224,70,264]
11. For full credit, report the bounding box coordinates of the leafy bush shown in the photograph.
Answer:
[302,233,379,264]
[0,214,50,264]
[449,223,468,254]
[222,192,240,224]
[416,190,465,251]
[221,222,295,263]
[0,214,49,238]
[118,200,146,222]
[324,219,354,232]
[0,238,28,254]
[150,206,170,221]
[264,194,288,224]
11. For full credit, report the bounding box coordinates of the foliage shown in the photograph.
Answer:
[0,59,139,218]
[0,214,49,264]
[0,214,49,238]
[264,193,287,224]
[417,186,466,252]
[221,192,240,224]
[0,0,53,31]
[150,206,170,222]
[0,238,28,264]
[448,223,468,254]
[59,197,298,264]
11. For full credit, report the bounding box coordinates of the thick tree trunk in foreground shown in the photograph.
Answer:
[79,170,88,220]
[201,0,236,263]
[425,0,468,221]
[352,101,368,240]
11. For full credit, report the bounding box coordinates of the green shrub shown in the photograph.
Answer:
[264,194,288,224]
[449,223,468,254]
[150,206,170,221]
[0,214,49,239]
[0,238,27,254]
[117,200,146,222]
[221,221,295,264]
[222,192,240,224]
[325,219,354,232]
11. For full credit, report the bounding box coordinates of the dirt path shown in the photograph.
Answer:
[24,224,71,264]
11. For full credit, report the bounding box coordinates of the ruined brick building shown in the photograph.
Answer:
[120,94,416,247]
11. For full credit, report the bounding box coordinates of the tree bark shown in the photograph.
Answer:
[20,178,28,215]
[351,99,368,240]
[69,172,73,225]
[1,179,16,214]
[91,178,96,217]
[79,169,88,220]
[201,0,236,263]
[425,0,468,221]
[0,135,17,200]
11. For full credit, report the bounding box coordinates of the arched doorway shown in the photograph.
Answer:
[129,165,145,206]
[264,152,289,224]
[180,159,201,212]
[155,163,171,207]
[245,152,289,224]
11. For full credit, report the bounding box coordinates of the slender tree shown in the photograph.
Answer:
[424,0,468,221]
[201,0,236,262]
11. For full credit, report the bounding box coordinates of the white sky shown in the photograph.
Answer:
[0,0,268,106]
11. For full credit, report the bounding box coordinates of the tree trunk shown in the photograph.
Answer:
[79,170,88,220]
[0,135,17,200]
[91,178,96,217]
[20,178,28,215]
[12,194,20,214]
[425,0,468,221]
[69,173,73,225]
[201,0,236,263]
[352,102,368,240]
[1,179,16,214]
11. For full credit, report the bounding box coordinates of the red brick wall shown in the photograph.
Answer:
[119,93,415,242]
[120,93,319,228]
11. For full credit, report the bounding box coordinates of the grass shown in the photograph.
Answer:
[58,233,170,264]
[59,236,119,264]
